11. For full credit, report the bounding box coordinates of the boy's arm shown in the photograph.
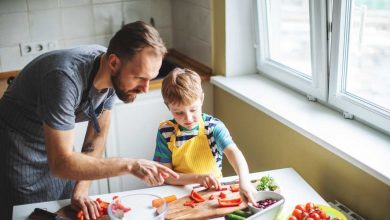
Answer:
[224,144,256,203]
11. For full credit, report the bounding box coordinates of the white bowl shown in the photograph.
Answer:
[247,191,285,220]
[108,193,167,220]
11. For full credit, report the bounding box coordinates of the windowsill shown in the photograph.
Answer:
[211,74,390,186]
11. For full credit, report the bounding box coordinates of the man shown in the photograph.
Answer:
[0,21,178,219]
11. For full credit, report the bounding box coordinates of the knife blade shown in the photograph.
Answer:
[192,178,258,189]
[28,208,70,220]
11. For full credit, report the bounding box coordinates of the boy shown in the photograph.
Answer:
[153,68,256,203]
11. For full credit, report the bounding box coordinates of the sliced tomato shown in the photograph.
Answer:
[218,197,242,207]
[230,185,240,192]
[190,190,205,202]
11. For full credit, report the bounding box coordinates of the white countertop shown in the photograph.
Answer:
[13,167,327,219]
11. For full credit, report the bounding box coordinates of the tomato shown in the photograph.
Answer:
[305,202,315,212]
[310,213,321,220]
[306,218,314,220]
[289,216,298,220]
[295,204,305,212]
[301,211,309,219]
[292,209,303,219]
[319,210,328,219]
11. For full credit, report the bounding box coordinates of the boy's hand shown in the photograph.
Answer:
[239,180,257,204]
[197,174,221,190]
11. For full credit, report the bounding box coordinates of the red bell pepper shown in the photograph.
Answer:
[190,190,205,202]
[218,197,242,207]
[219,191,226,198]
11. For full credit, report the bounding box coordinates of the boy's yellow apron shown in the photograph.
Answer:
[161,118,222,178]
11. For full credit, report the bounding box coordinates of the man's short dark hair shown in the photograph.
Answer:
[107,21,167,60]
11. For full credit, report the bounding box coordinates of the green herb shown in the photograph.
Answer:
[256,175,278,191]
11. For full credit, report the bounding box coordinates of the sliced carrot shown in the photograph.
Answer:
[152,195,177,208]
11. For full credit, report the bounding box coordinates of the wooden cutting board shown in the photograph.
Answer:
[165,186,248,220]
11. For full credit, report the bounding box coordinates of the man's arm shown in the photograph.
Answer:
[43,111,178,182]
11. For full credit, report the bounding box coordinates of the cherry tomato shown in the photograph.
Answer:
[289,216,298,220]
[305,202,315,212]
[292,209,303,219]
[295,204,305,212]
[319,211,328,219]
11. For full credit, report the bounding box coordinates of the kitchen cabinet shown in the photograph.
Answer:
[106,89,172,193]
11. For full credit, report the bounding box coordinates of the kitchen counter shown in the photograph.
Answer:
[13,167,328,220]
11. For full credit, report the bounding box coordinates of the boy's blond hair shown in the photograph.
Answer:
[162,68,203,106]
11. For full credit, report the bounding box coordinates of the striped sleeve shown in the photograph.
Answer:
[153,130,172,163]
[212,120,234,151]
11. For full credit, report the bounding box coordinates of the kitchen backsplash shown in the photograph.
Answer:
[0,0,211,72]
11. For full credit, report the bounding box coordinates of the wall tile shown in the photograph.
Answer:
[63,36,96,48]
[0,46,36,71]
[150,0,172,28]
[29,9,62,41]
[0,13,30,47]
[60,0,91,7]
[191,6,210,43]
[95,34,112,47]
[171,0,190,31]
[27,0,59,11]
[157,27,173,49]
[93,2,122,35]
[92,0,121,4]
[62,7,94,39]
[122,0,151,24]
[0,0,27,14]
[187,0,210,9]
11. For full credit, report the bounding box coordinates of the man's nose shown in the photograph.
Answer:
[140,81,150,93]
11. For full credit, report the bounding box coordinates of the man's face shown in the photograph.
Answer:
[168,98,203,130]
[111,47,163,103]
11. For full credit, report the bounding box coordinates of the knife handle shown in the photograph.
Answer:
[29,208,57,220]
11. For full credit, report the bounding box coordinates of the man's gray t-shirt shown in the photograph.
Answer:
[0,45,117,211]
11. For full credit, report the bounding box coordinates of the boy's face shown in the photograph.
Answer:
[168,98,203,130]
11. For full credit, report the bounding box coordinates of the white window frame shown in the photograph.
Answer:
[329,0,390,133]
[255,0,328,101]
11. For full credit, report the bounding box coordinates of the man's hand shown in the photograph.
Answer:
[71,184,100,220]
[131,159,179,186]
[196,174,222,190]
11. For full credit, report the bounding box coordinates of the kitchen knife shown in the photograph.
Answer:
[192,179,258,189]
[28,208,71,220]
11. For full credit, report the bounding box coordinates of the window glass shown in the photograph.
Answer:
[268,0,312,76]
[346,0,390,110]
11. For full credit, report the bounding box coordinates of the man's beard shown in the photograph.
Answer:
[111,75,140,103]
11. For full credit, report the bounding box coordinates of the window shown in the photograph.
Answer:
[255,0,390,134]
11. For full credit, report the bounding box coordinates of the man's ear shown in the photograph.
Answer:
[108,54,121,75]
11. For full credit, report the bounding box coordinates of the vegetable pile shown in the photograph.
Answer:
[256,175,278,191]
[289,202,342,220]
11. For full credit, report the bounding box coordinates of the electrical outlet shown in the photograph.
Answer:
[19,40,58,57]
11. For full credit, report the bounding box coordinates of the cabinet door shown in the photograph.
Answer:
[74,122,109,195]
[107,90,172,193]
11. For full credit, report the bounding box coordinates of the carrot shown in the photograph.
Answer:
[152,195,177,208]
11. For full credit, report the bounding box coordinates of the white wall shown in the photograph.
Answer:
[0,0,174,72]
[171,0,212,67]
